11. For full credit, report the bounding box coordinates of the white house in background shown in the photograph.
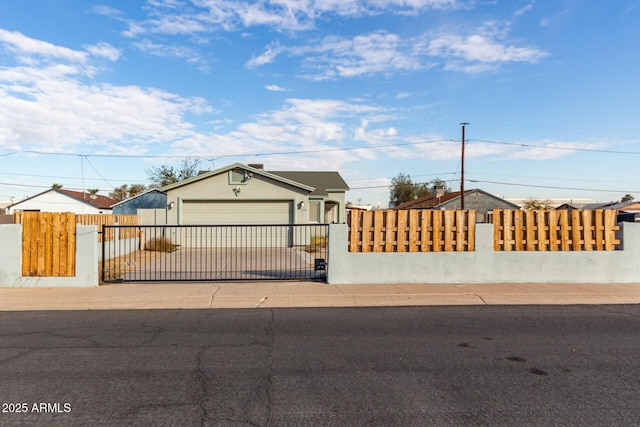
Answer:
[5,189,117,215]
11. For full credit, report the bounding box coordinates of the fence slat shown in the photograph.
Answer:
[537,210,546,251]
[361,211,372,253]
[605,210,619,250]
[571,210,582,251]
[594,209,604,251]
[455,210,465,252]
[396,210,408,253]
[559,210,570,251]
[443,211,454,252]
[373,210,384,252]
[503,210,513,252]
[514,210,524,251]
[433,210,442,252]
[467,211,476,251]
[409,210,419,252]
[420,210,431,252]
[493,209,502,251]
[385,210,396,252]
[349,210,360,252]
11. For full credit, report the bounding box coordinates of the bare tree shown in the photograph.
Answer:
[522,198,554,210]
[109,184,148,202]
[146,158,202,188]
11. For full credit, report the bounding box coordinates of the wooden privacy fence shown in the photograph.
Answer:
[348,209,476,252]
[493,209,620,251]
[76,214,138,242]
[18,212,76,277]
[14,213,139,242]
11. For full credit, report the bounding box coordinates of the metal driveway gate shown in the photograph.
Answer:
[101,224,329,282]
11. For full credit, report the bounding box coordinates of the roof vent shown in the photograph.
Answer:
[248,163,264,170]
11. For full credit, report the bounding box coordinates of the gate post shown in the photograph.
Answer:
[101,224,106,283]
[326,223,348,284]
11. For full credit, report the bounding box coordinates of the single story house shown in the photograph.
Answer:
[111,189,167,215]
[5,189,116,215]
[394,189,521,222]
[558,200,640,222]
[160,163,349,225]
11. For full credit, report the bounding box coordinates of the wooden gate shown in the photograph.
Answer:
[15,212,76,276]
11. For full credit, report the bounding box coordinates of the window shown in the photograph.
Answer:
[309,201,321,223]
[229,168,248,184]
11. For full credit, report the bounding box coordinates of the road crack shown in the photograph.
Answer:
[194,346,210,427]
[265,308,274,426]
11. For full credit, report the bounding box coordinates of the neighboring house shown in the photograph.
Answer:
[563,200,640,222]
[5,189,116,214]
[111,189,167,215]
[394,189,520,222]
[160,163,349,225]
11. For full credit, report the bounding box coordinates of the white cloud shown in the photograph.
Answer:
[0,29,87,62]
[248,22,545,78]
[514,1,535,17]
[84,42,122,61]
[425,23,549,72]
[265,84,289,91]
[170,98,396,169]
[118,0,460,36]
[291,31,431,79]
[0,32,212,154]
[245,41,283,68]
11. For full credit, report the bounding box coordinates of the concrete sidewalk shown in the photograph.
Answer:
[1,282,639,311]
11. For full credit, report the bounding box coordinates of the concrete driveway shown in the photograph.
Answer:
[120,247,326,282]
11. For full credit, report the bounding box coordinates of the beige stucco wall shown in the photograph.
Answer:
[165,171,312,225]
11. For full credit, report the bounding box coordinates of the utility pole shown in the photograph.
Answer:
[460,122,469,210]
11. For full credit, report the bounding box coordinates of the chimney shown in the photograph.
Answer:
[248,163,264,170]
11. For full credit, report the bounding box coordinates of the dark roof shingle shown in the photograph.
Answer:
[268,171,349,196]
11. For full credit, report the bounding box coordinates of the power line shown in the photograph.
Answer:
[471,139,640,155]
[468,179,640,193]
[0,139,454,160]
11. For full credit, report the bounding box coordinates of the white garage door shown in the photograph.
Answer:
[183,200,293,225]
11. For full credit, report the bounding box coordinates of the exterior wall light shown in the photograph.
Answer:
[167,201,175,210]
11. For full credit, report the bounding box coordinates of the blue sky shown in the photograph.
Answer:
[1,0,639,207]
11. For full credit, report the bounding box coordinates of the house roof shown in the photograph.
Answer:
[268,171,349,197]
[110,188,166,208]
[394,189,520,210]
[8,189,116,210]
[161,162,343,194]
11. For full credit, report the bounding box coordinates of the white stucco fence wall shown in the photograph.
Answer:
[327,223,640,284]
[0,224,98,288]
[99,237,140,262]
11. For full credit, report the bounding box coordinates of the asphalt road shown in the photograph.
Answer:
[0,305,638,426]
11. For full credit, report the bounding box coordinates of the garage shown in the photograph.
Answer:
[182,200,293,225]
[180,200,294,248]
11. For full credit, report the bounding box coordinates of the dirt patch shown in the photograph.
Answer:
[100,250,168,284]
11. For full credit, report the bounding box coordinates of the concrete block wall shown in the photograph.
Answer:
[327,223,640,284]
[0,224,98,288]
